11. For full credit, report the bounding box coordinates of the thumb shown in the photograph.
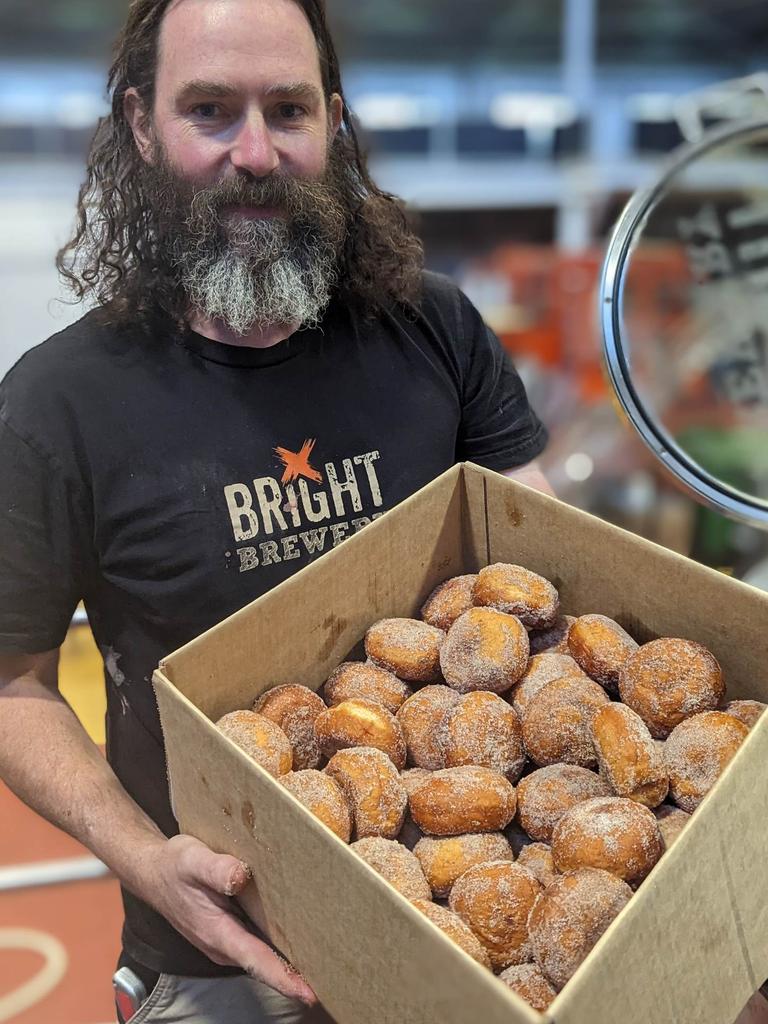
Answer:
[179,840,252,896]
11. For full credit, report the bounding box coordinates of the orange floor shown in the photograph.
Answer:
[1,623,123,1024]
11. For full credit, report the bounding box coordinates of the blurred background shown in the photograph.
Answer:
[1,1,768,1021]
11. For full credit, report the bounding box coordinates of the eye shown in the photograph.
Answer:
[191,103,224,120]
[276,102,307,120]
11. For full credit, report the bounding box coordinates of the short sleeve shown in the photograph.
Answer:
[455,289,548,469]
[0,418,88,653]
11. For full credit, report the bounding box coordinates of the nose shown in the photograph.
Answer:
[229,112,279,178]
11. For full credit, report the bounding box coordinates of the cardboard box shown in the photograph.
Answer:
[154,463,768,1024]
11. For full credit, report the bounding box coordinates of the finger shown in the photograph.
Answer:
[206,912,317,1004]
[178,840,251,896]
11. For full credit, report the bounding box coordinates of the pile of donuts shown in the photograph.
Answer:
[215,563,765,1012]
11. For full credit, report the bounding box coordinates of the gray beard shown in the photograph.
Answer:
[179,215,338,336]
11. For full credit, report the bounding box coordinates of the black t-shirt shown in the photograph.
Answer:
[0,271,547,974]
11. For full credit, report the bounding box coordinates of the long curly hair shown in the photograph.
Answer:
[56,0,424,326]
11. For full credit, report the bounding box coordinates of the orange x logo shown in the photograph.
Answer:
[274,438,324,484]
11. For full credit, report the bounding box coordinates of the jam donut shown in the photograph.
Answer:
[440,608,529,695]
[397,686,461,769]
[323,662,413,715]
[413,832,513,898]
[408,766,517,836]
[253,684,325,771]
[351,837,432,900]
[279,769,352,842]
[516,763,611,842]
[473,564,560,629]
[618,638,724,739]
[325,747,407,839]
[438,691,526,782]
[421,575,478,631]
[215,710,292,777]
[314,698,406,769]
[665,711,749,812]
[365,618,445,683]
[521,677,611,768]
[590,703,668,807]
[567,614,638,694]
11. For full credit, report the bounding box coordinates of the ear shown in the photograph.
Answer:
[328,93,343,140]
[124,87,155,164]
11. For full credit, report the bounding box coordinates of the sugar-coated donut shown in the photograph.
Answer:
[413,832,514,898]
[314,698,406,769]
[439,691,526,782]
[721,699,767,730]
[365,618,445,683]
[397,685,460,769]
[449,860,542,970]
[400,767,432,796]
[252,684,325,771]
[279,769,352,842]
[516,764,611,842]
[618,638,724,739]
[522,677,611,768]
[551,796,663,885]
[498,962,557,1011]
[351,837,432,900]
[410,899,492,969]
[528,868,633,990]
[508,654,587,720]
[473,564,560,629]
[408,765,517,836]
[421,575,478,631]
[665,711,749,812]
[528,615,577,656]
[323,662,413,715]
[516,843,559,888]
[215,710,292,777]
[653,804,691,851]
[325,747,407,839]
[590,703,668,807]
[567,614,638,694]
[440,608,529,695]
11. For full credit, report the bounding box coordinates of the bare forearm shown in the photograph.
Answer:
[0,669,164,897]
[502,459,556,497]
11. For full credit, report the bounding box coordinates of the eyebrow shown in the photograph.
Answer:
[176,79,324,105]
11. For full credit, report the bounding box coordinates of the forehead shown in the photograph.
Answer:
[157,0,323,94]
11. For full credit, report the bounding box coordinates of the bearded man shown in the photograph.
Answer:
[0,1,549,1021]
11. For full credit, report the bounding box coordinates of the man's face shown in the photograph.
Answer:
[147,0,341,191]
[124,0,348,334]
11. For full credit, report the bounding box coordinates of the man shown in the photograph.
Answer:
[0,0,550,1021]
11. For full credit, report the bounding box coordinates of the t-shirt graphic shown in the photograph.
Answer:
[224,438,385,573]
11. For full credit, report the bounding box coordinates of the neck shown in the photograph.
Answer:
[188,313,300,349]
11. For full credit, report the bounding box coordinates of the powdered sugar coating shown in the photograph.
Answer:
[253,685,326,771]
[400,767,432,797]
[568,615,639,694]
[409,765,517,836]
[498,962,557,1010]
[721,699,767,730]
[440,608,530,695]
[325,746,407,839]
[449,861,542,970]
[397,686,461,769]
[551,796,663,885]
[665,711,749,812]
[351,837,432,900]
[522,676,611,768]
[618,638,724,739]
[509,654,587,720]
[411,899,492,969]
[529,616,577,656]
[517,764,611,842]
[473,564,560,629]
[215,710,292,777]
[414,832,514,898]
[439,691,526,782]
[517,843,559,888]
[421,575,478,631]
[365,618,445,683]
[590,703,668,807]
[279,769,352,842]
[528,868,632,990]
[653,804,691,851]
[323,662,413,715]
[314,698,407,769]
